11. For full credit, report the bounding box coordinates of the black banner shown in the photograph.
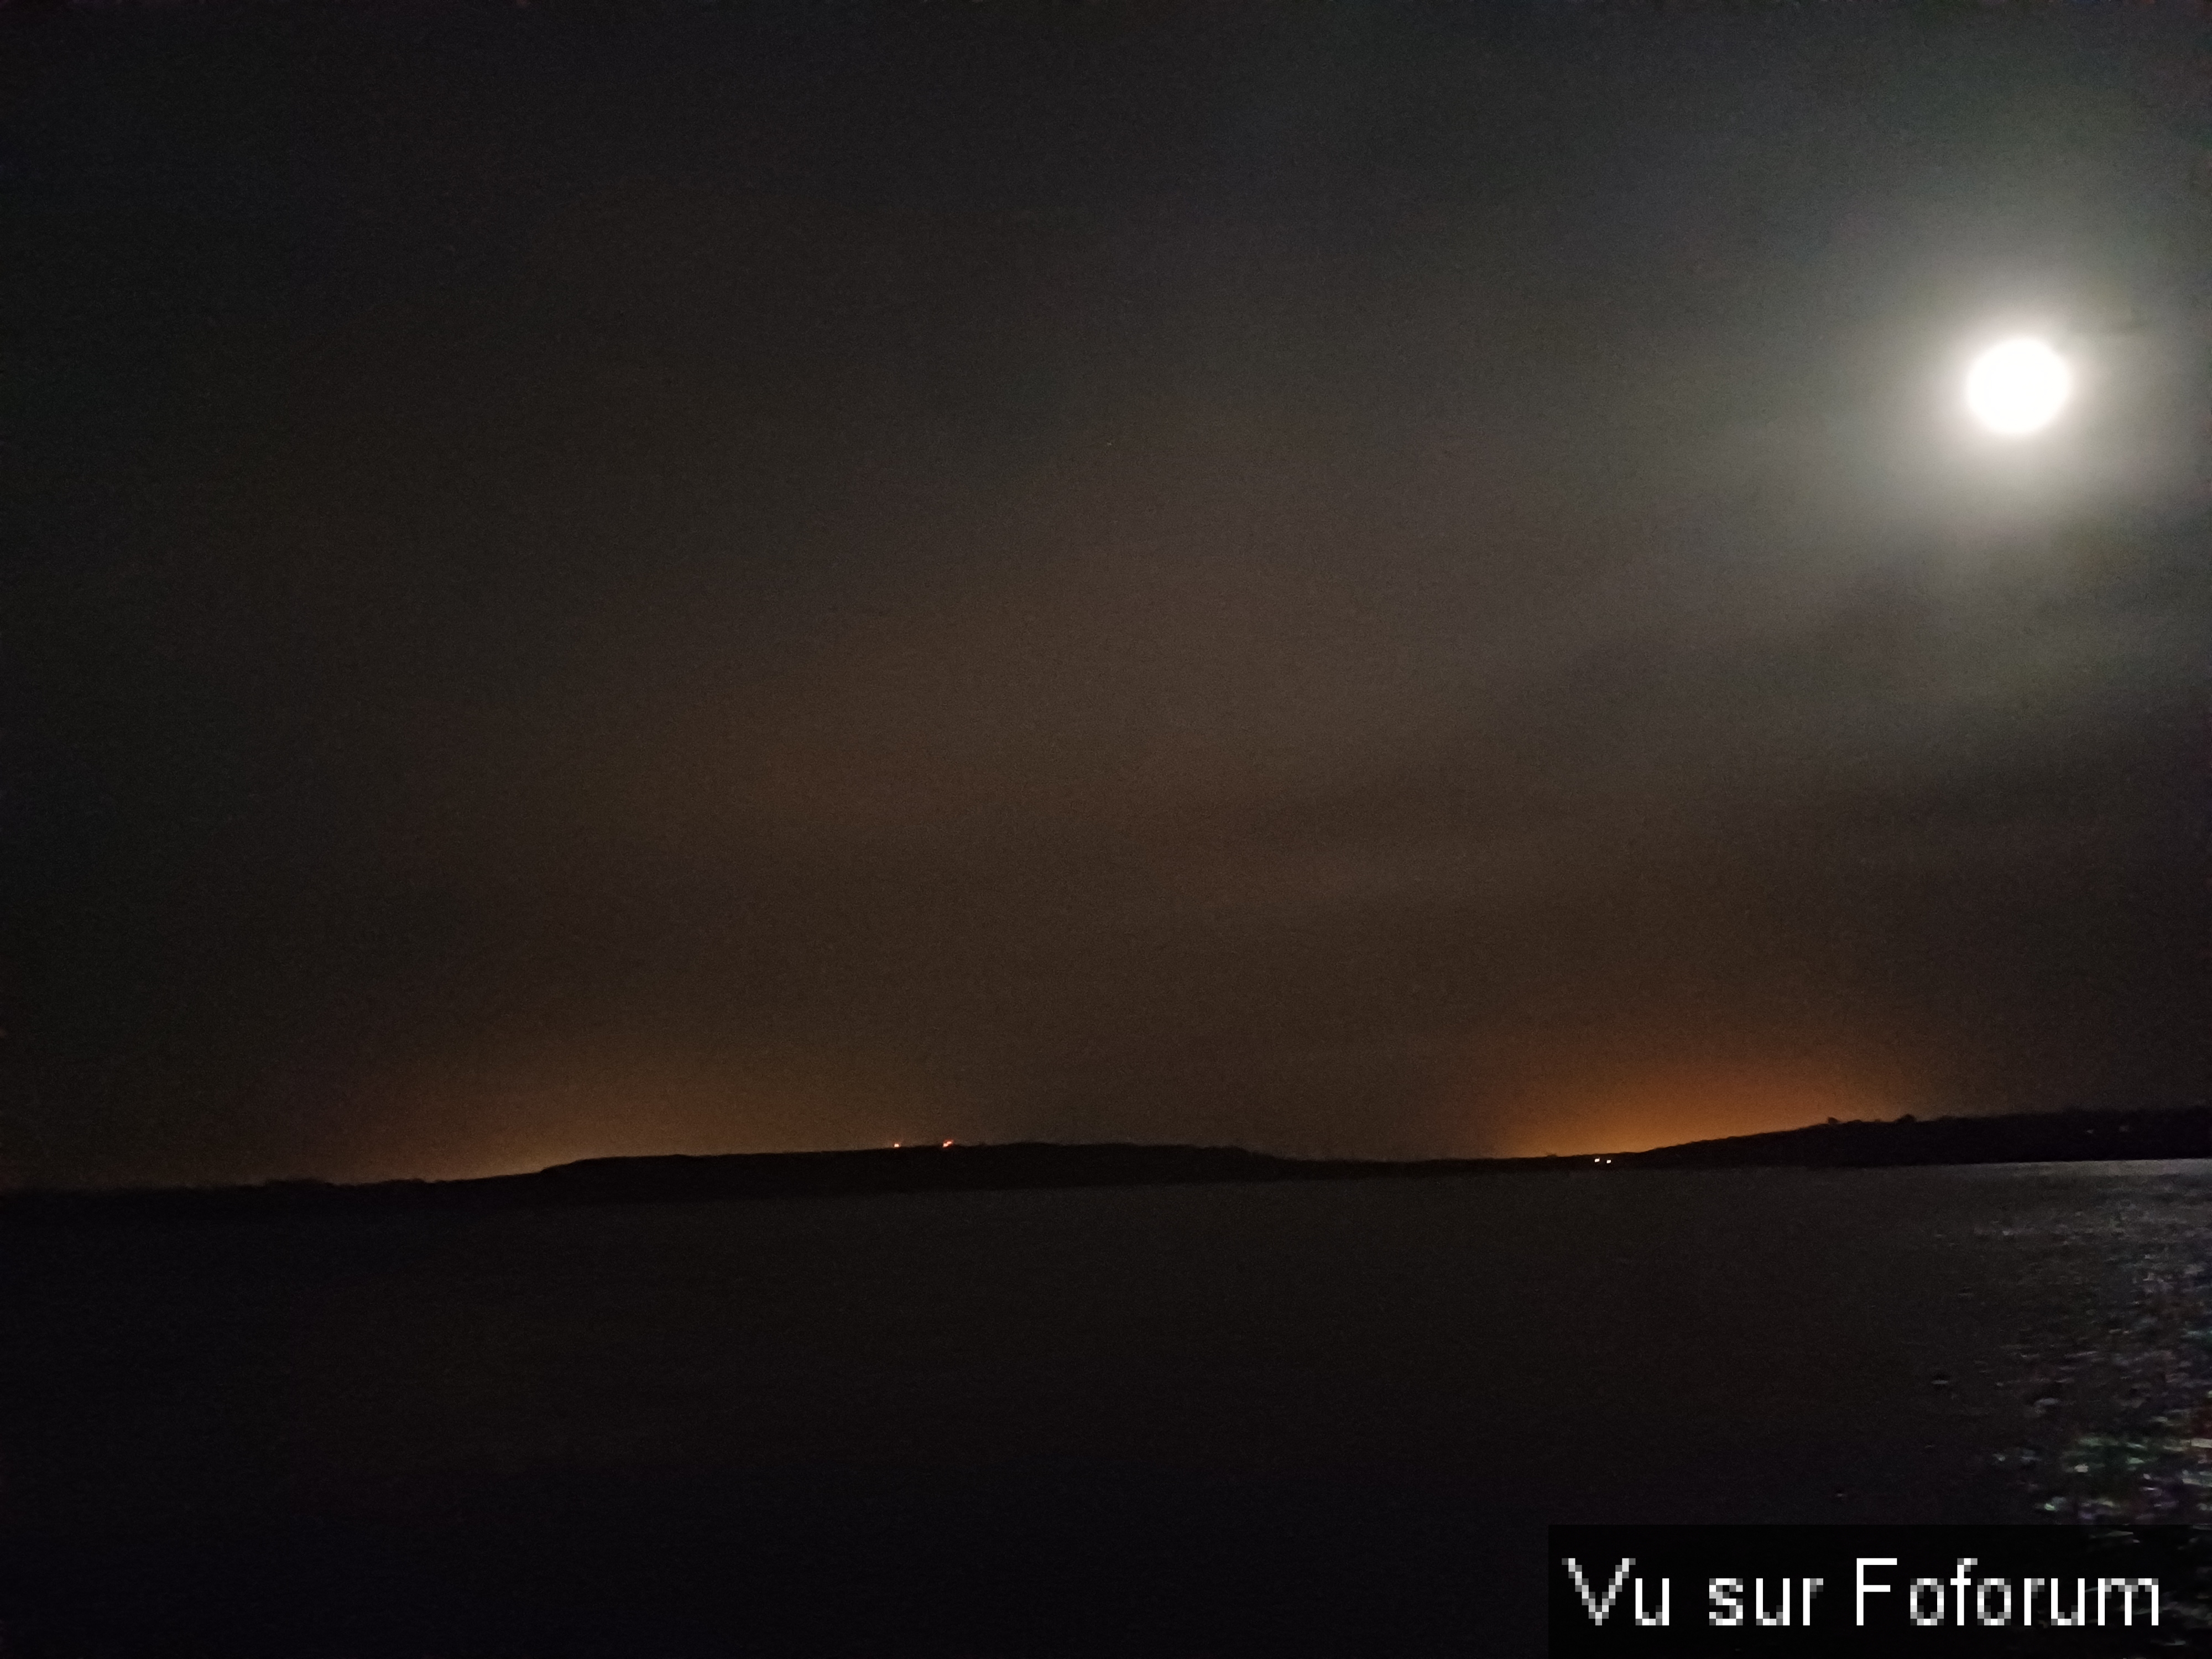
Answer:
[1549,1527,2212,1655]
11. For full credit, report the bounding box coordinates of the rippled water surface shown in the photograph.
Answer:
[6,1160,2208,1655]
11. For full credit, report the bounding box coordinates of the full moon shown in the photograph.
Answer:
[1963,337,2073,435]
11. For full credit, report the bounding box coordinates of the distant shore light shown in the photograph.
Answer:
[1964,337,2072,435]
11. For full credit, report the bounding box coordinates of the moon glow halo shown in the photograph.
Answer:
[1963,337,2073,436]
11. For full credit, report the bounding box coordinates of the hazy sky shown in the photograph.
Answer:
[7,0,2206,1188]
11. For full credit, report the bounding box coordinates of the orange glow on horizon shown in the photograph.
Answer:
[337,1032,962,1184]
[1476,1045,1917,1159]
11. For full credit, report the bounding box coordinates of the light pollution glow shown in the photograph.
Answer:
[1479,1052,1915,1159]
[338,1035,962,1183]
[342,1026,1921,1178]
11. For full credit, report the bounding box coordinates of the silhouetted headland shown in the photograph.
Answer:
[4,1104,2204,1227]
[1624,1101,2209,1168]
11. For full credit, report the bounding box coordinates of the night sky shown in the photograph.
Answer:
[6,1,2206,1190]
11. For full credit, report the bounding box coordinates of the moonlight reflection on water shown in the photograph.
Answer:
[2,1160,2208,1654]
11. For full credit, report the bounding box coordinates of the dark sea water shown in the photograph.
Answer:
[4,1161,2209,1656]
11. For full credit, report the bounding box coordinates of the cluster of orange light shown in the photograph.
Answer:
[1488,1057,1905,1160]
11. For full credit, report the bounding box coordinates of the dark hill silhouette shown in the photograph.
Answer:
[2,1105,2203,1227]
[1622,1102,2209,1170]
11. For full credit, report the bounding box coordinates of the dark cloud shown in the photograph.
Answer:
[5,2,2204,1187]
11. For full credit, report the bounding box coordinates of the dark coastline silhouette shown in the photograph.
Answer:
[7,1104,2204,1227]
